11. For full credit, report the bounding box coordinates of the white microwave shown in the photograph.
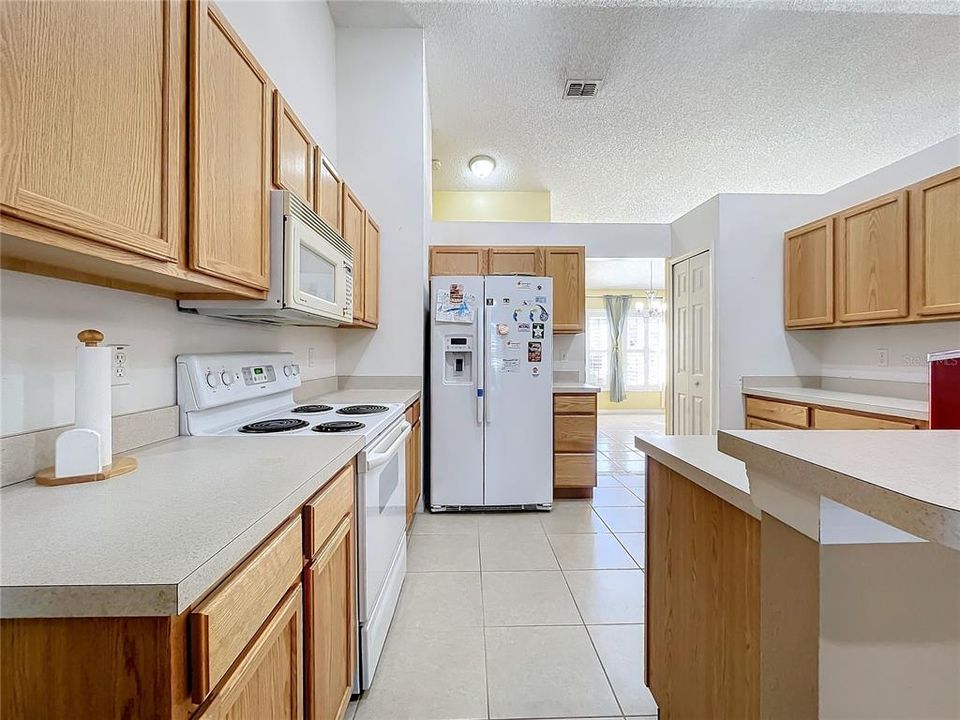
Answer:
[180,191,353,326]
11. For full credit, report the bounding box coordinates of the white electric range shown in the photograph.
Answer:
[176,352,409,695]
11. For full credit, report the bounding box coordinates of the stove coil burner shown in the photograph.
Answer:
[291,404,334,414]
[336,404,389,416]
[238,418,310,434]
[312,421,366,433]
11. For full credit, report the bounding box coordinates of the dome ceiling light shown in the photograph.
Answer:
[468,155,496,178]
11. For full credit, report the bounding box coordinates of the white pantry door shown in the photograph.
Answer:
[671,251,712,434]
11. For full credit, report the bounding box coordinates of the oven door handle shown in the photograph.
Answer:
[364,421,412,471]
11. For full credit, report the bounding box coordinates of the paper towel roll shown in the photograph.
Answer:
[75,343,112,466]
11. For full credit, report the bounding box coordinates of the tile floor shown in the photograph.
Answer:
[349,438,657,719]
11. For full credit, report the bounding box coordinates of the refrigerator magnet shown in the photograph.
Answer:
[532,366,541,376]
[536,295,547,303]
[502,358,519,372]
[527,342,542,363]
[496,323,509,336]
[517,322,531,333]
[532,323,545,339]
[449,283,464,303]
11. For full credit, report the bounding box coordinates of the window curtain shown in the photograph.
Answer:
[603,295,632,403]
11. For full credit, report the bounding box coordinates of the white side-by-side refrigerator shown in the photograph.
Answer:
[430,275,553,509]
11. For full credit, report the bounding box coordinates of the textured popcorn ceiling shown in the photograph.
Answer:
[331,1,960,222]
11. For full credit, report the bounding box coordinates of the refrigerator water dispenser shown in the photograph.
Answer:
[443,336,473,384]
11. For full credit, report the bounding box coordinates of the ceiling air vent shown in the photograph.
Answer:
[563,79,602,99]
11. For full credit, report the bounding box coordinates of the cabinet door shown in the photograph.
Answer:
[0,0,185,262]
[197,586,303,720]
[363,214,380,326]
[190,0,271,290]
[543,246,586,333]
[429,246,487,276]
[405,417,421,528]
[836,191,908,323]
[487,247,544,276]
[342,186,365,322]
[784,219,834,327]
[305,517,354,720]
[315,150,343,235]
[273,91,314,205]
[910,166,960,316]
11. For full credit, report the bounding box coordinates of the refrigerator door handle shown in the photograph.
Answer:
[476,388,484,425]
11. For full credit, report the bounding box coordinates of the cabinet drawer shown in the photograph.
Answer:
[745,417,800,430]
[554,453,596,488]
[554,394,596,415]
[743,397,809,428]
[812,408,919,430]
[554,415,597,453]
[304,462,355,560]
[190,516,303,703]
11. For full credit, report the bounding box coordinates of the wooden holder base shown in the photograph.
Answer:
[35,456,138,487]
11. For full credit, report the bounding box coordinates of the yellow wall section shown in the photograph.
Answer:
[587,290,665,411]
[432,191,551,222]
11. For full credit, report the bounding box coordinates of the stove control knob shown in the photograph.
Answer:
[205,371,221,389]
[221,371,235,386]
[283,364,293,377]
[292,364,300,376]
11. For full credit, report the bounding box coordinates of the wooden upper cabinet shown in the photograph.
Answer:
[910,167,960,316]
[342,184,366,321]
[0,0,185,262]
[272,91,314,205]
[544,246,586,333]
[836,191,908,323]
[315,150,343,235]
[196,586,303,720]
[305,517,354,720]
[363,214,381,326]
[190,0,271,290]
[429,246,487,276]
[487,247,544,276]
[784,218,834,327]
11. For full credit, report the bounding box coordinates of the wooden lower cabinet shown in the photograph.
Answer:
[646,458,760,720]
[553,393,597,498]
[405,402,422,529]
[744,395,927,430]
[196,587,303,720]
[304,517,354,720]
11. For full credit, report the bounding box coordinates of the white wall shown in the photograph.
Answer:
[0,1,342,436]
[431,221,671,258]
[0,271,337,435]
[334,28,428,378]
[218,0,338,159]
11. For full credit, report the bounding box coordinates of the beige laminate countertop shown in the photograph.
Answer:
[719,430,960,550]
[553,383,601,394]
[742,385,928,421]
[0,434,363,618]
[634,433,757,518]
[304,387,421,407]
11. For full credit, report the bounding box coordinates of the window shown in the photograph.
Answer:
[586,297,665,391]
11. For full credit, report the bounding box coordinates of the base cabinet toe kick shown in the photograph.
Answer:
[645,448,960,720]
[0,460,360,720]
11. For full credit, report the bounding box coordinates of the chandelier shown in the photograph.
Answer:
[640,262,664,320]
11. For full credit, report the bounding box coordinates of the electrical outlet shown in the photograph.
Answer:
[308,347,317,368]
[877,348,889,368]
[110,344,130,386]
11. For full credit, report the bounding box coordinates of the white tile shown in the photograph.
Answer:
[407,533,480,572]
[616,532,645,568]
[482,571,581,626]
[344,699,358,720]
[485,625,621,719]
[411,512,479,535]
[588,624,658,715]
[540,503,611,535]
[565,569,646,624]
[480,533,559,571]
[596,473,623,487]
[591,486,644,507]
[355,626,487,720]
[618,458,648,472]
[595,506,646,533]
[596,457,624,473]
[549,533,638,570]
[617,472,647,489]
[393,572,482,628]
[597,438,630,450]
[478,511,546,536]
[602,449,644,461]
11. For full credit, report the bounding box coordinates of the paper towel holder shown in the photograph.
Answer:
[35,329,139,487]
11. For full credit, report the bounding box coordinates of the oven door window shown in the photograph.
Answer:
[299,243,336,304]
